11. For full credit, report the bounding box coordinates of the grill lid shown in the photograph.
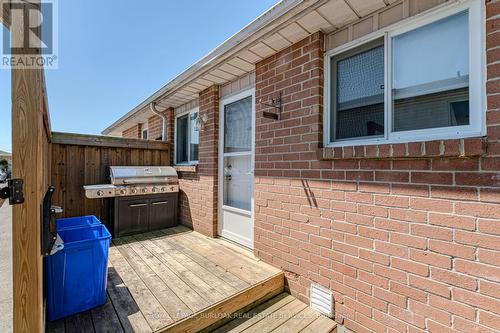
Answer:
[110,166,177,185]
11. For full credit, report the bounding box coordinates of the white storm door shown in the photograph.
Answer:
[218,89,255,249]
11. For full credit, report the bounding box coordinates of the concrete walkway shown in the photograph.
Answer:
[0,202,12,333]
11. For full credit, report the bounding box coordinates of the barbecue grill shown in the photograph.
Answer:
[84,166,178,198]
[84,166,179,237]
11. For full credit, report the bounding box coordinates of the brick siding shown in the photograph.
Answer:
[117,2,500,332]
[147,114,163,140]
[252,5,500,332]
[147,107,174,142]
[122,123,142,139]
[175,86,219,237]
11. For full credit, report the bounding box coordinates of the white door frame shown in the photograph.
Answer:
[218,88,256,249]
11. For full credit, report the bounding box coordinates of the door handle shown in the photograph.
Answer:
[129,203,147,208]
[152,201,168,205]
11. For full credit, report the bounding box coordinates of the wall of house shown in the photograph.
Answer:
[146,107,174,142]
[113,2,500,332]
[147,115,162,140]
[122,123,142,139]
[170,87,220,237]
[252,3,500,333]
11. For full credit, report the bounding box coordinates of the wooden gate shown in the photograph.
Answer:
[3,1,51,331]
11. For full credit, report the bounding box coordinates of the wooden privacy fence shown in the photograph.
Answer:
[50,132,171,229]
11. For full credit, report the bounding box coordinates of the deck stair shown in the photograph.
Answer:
[208,293,338,333]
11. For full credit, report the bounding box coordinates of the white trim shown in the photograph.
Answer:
[218,87,255,249]
[222,204,252,217]
[174,107,199,166]
[323,0,486,148]
[219,229,253,250]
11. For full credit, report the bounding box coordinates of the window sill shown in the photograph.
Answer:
[174,165,198,173]
[320,137,487,160]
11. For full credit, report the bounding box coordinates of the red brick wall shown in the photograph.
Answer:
[147,107,174,141]
[175,87,219,236]
[253,6,500,332]
[177,172,200,229]
[122,123,142,139]
[194,86,219,236]
[147,114,163,140]
[166,107,175,163]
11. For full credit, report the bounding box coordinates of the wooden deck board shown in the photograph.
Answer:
[300,315,338,333]
[115,240,192,321]
[90,295,125,333]
[211,293,295,333]
[46,228,283,333]
[168,228,277,285]
[126,236,210,313]
[144,233,240,298]
[214,293,337,333]
[109,246,174,330]
[64,310,95,333]
[106,261,152,333]
[155,230,250,291]
[135,233,227,304]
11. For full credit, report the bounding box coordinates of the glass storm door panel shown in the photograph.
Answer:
[223,96,252,210]
[219,93,254,249]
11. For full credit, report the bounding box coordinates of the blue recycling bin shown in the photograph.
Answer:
[56,215,102,230]
[45,217,111,321]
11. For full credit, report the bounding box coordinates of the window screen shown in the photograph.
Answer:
[332,42,385,141]
[392,11,469,132]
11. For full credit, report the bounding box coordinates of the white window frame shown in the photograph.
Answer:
[174,107,199,165]
[323,0,486,147]
[141,126,148,140]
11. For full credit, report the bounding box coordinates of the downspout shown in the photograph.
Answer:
[150,102,167,141]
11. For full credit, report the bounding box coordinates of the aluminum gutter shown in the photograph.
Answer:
[102,0,309,135]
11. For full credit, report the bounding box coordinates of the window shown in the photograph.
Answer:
[175,109,199,164]
[141,127,148,140]
[325,1,484,146]
[392,12,469,132]
[332,40,385,141]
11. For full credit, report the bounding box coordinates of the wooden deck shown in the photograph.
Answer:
[213,293,337,333]
[46,226,283,333]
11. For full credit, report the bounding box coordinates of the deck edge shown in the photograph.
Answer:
[157,272,285,333]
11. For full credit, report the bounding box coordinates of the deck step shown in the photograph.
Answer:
[159,272,285,333]
[207,292,337,333]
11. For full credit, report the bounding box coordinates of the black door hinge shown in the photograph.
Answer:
[0,179,25,205]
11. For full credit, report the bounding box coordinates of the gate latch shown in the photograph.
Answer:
[0,179,24,205]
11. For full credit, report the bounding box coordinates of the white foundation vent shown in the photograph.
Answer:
[310,283,334,318]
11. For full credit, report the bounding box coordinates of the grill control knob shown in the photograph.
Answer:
[131,188,137,194]
[97,190,104,197]
[142,188,148,193]
[170,186,175,191]
[160,187,166,192]
[120,189,127,195]
[152,187,158,193]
